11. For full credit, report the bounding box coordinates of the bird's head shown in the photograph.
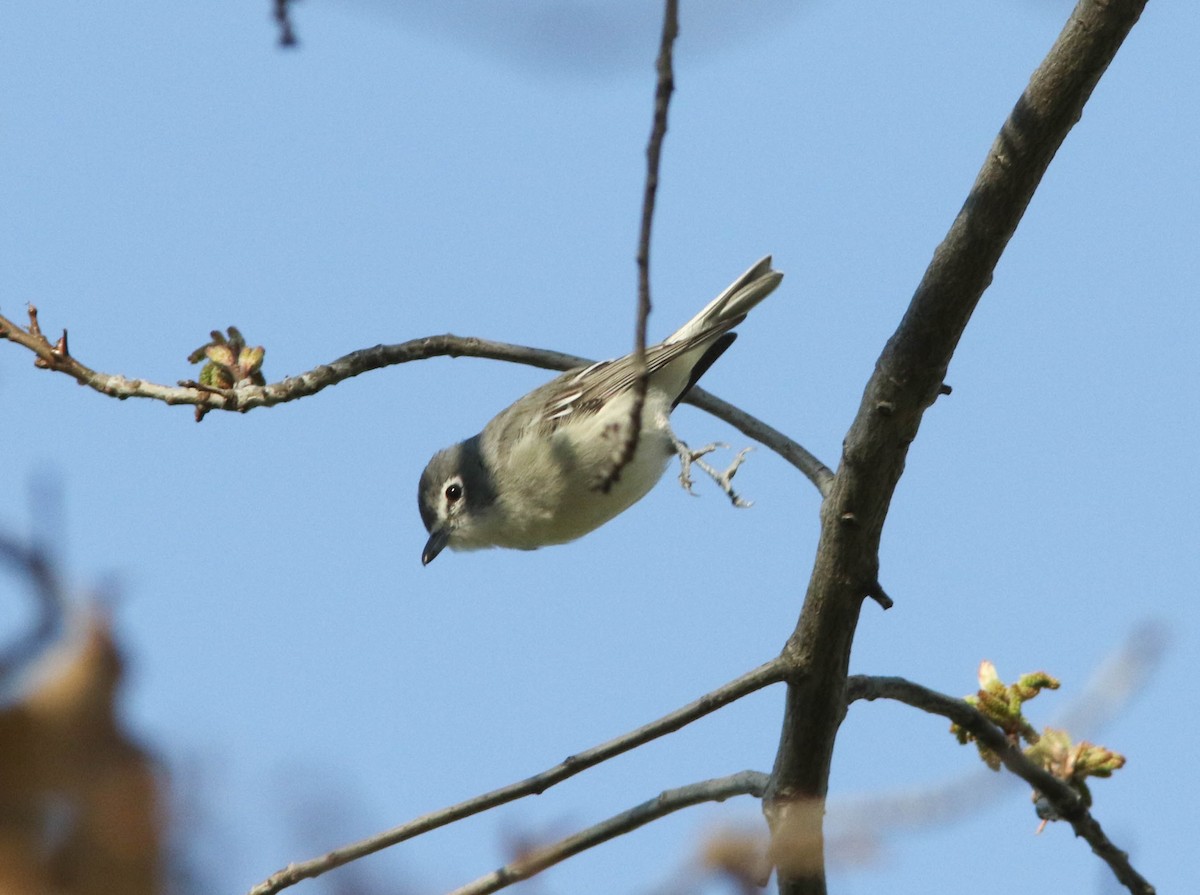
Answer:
[417,437,496,565]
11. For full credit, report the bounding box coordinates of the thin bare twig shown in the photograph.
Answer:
[448,771,768,895]
[246,659,785,895]
[0,311,833,492]
[599,0,679,493]
[846,675,1154,895]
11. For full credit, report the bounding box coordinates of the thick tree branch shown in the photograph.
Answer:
[846,675,1154,895]
[448,771,768,895]
[764,2,1149,893]
[0,314,833,493]
[247,659,784,895]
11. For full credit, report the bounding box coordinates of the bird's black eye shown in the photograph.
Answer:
[445,483,463,502]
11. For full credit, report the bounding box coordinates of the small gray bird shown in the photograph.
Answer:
[418,256,782,565]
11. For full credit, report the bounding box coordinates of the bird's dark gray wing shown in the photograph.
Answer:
[484,325,733,452]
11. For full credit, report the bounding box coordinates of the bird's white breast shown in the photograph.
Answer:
[486,389,675,549]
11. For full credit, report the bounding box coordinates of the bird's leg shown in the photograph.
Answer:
[672,438,721,495]
[671,438,754,507]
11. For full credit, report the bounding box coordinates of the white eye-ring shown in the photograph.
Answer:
[444,481,463,503]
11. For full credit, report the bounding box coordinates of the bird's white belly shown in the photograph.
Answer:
[491,393,675,549]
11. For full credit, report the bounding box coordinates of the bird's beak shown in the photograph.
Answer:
[422,528,450,566]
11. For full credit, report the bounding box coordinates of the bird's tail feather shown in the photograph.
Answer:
[665,256,782,345]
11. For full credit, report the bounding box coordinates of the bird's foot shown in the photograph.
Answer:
[671,438,754,508]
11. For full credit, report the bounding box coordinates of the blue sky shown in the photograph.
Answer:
[2,2,1196,894]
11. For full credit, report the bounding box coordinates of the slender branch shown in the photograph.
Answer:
[0,312,833,492]
[846,675,1154,895]
[765,2,1150,893]
[601,0,679,493]
[0,312,586,412]
[448,771,768,895]
[246,659,784,895]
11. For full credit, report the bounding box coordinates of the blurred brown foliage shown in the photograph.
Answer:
[0,610,163,895]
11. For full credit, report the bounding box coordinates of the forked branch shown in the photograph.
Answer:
[247,659,784,895]
[847,675,1153,895]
